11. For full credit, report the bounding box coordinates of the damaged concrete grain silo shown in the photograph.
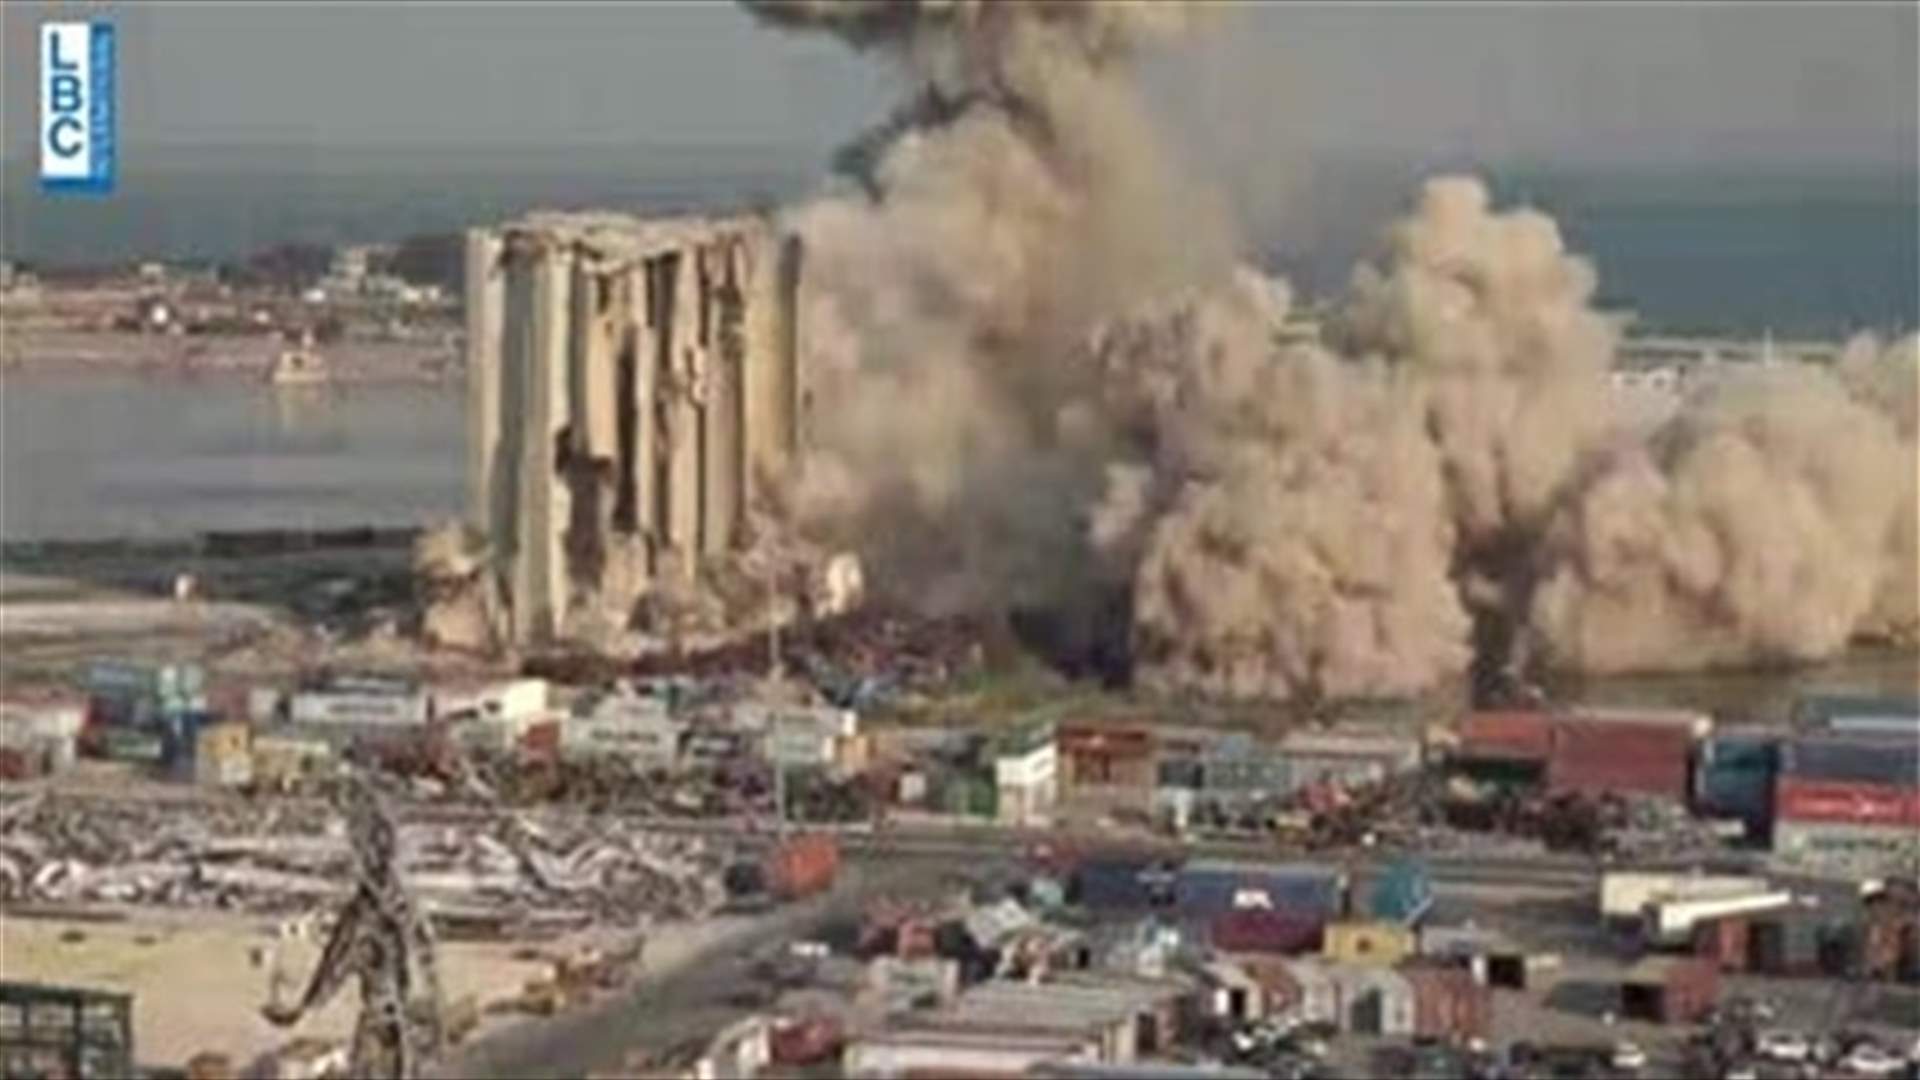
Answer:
[463,210,804,647]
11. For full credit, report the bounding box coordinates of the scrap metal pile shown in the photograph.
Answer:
[0,793,730,935]
[632,609,1002,708]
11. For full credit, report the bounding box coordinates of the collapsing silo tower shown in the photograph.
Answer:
[464,210,804,646]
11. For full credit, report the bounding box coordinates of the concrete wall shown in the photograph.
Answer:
[467,211,803,645]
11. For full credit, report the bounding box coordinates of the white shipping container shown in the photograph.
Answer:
[562,715,684,768]
[898,771,928,804]
[439,678,550,724]
[765,728,836,767]
[1643,890,1792,946]
[1569,705,1712,740]
[767,706,858,740]
[995,742,1058,789]
[1,704,85,743]
[248,687,287,724]
[290,690,428,727]
[1598,871,1769,920]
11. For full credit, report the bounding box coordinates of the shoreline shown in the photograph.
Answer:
[2,329,464,387]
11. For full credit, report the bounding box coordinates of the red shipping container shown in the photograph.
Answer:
[1459,711,1552,762]
[1211,910,1325,955]
[1773,778,1920,828]
[770,1016,844,1065]
[1547,719,1691,801]
[1622,957,1718,1024]
[765,834,840,901]
[1691,916,1750,973]
[1404,964,1492,1041]
[0,747,42,781]
[519,720,561,758]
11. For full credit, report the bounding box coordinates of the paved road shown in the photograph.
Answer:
[438,853,982,1079]
[435,826,1622,1079]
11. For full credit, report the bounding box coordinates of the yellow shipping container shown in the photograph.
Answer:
[1322,920,1416,967]
[194,722,253,787]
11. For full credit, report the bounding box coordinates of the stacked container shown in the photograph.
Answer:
[1773,734,1920,874]
[79,659,209,768]
[1693,731,1779,835]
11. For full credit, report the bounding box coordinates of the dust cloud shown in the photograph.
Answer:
[740,0,1919,700]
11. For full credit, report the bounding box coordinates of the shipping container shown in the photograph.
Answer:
[289,689,429,727]
[1693,733,1778,828]
[1792,693,1920,731]
[1070,857,1175,912]
[1547,718,1692,801]
[939,774,998,818]
[0,746,44,781]
[1210,910,1324,955]
[194,722,254,788]
[764,834,840,901]
[247,687,287,725]
[1567,705,1712,738]
[1690,916,1750,972]
[1323,920,1417,966]
[1779,734,1920,789]
[1403,964,1492,1042]
[1332,964,1416,1035]
[1175,862,1346,921]
[92,727,167,764]
[1774,777,1920,828]
[1860,908,1913,981]
[82,659,161,697]
[1157,757,1204,790]
[1746,913,1824,975]
[85,693,155,730]
[519,720,561,757]
[1366,860,1434,926]
[1457,711,1552,762]
[1772,818,1919,876]
[1619,956,1717,1024]
[1056,722,1157,789]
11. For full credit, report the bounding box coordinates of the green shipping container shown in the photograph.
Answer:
[96,728,166,764]
[942,775,998,818]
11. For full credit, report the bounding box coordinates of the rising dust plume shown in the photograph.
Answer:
[739,0,1920,701]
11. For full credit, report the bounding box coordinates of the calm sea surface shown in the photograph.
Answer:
[0,374,464,542]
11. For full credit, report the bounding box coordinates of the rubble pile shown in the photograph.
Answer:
[0,793,728,934]
[1600,794,1737,859]
[472,754,774,819]
[633,609,1001,708]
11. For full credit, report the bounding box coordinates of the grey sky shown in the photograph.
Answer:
[2,2,1914,171]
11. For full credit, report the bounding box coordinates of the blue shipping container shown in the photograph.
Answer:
[1174,862,1345,920]
[1366,859,1434,925]
[1793,693,1920,728]
[83,660,160,696]
[1779,735,1920,788]
[1072,858,1176,911]
[1694,735,1778,826]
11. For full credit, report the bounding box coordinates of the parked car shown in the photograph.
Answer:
[1842,1044,1906,1077]
[1757,1031,1812,1063]
[1611,1041,1648,1072]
